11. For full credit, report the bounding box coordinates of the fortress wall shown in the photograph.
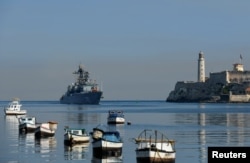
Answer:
[230,94,250,102]
[167,81,211,102]
[209,71,227,85]
[175,81,206,90]
[209,71,250,84]
[228,71,250,83]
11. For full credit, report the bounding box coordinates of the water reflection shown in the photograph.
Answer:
[66,105,100,124]
[5,115,22,130]
[136,160,175,163]
[92,149,123,163]
[64,143,90,160]
[5,115,21,146]
[18,133,35,154]
[35,137,57,154]
[92,155,123,163]
[175,112,250,163]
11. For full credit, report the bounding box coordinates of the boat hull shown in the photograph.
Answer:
[107,117,125,124]
[92,139,122,158]
[35,122,57,138]
[136,149,175,163]
[92,139,123,150]
[64,132,90,145]
[19,123,38,133]
[35,127,56,138]
[60,92,102,105]
[5,110,27,115]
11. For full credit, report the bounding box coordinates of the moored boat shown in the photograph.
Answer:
[107,110,125,124]
[134,129,176,163]
[4,98,27,115]
[64,126,90,145]
[91,126,123,158]
[18,116,39,133]
[35,121,58,138]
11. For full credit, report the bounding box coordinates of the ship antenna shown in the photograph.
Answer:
[240,54,243,64]
[101,81,103,92]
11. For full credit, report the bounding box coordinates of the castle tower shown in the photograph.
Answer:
[233,55,244,72]
[233,63,244,72]
[198,51,205,82]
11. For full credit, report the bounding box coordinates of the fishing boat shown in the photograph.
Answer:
[134,129,176,163]
[91,126,123,157]
[18,116,39,133]
[107,110,125,124]
[64,126,90,145]
[35,121,58,138]
[4,98,27,115]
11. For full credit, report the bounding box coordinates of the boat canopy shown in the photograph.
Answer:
[103,131,121,142]
[108,110,124,117]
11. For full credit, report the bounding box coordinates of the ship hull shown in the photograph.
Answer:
[60,92,102,105]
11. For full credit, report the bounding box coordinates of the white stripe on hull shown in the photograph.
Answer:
[35,126,56,138]
[64,133,90,144]
[107,117,125,124]
[5,110,27,115]
[92,139,123,149]
[19,123,37,132]
[136,150,175,162]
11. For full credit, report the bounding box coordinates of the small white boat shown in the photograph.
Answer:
[107,110,125,124]
[4,98,27,115]
[64,127,90,145]
[35,121,58,138]
[134,129,176,163]
[91,126,123,158]
[18,116,39,133]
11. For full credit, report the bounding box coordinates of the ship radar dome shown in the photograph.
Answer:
[79,64,84,69]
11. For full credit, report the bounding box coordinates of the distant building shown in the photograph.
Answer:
[197,52,250,85]
[167,53,250,103]
[209,62,250,85]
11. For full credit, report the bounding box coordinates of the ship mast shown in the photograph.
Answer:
[73,64,89,86]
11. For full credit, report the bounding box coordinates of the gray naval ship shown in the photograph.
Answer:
[60,64,103,104]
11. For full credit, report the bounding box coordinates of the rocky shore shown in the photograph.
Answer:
[166,81,250,103]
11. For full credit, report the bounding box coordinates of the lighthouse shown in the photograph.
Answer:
[198,51,205,82]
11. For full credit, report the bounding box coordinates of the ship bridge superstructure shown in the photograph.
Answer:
[60,64,103,104]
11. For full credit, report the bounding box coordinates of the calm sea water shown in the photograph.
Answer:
[1,101,250,163]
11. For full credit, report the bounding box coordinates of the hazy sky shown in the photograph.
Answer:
[1,0,250,101]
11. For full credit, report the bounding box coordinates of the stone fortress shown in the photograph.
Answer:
[167,52,250,102]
